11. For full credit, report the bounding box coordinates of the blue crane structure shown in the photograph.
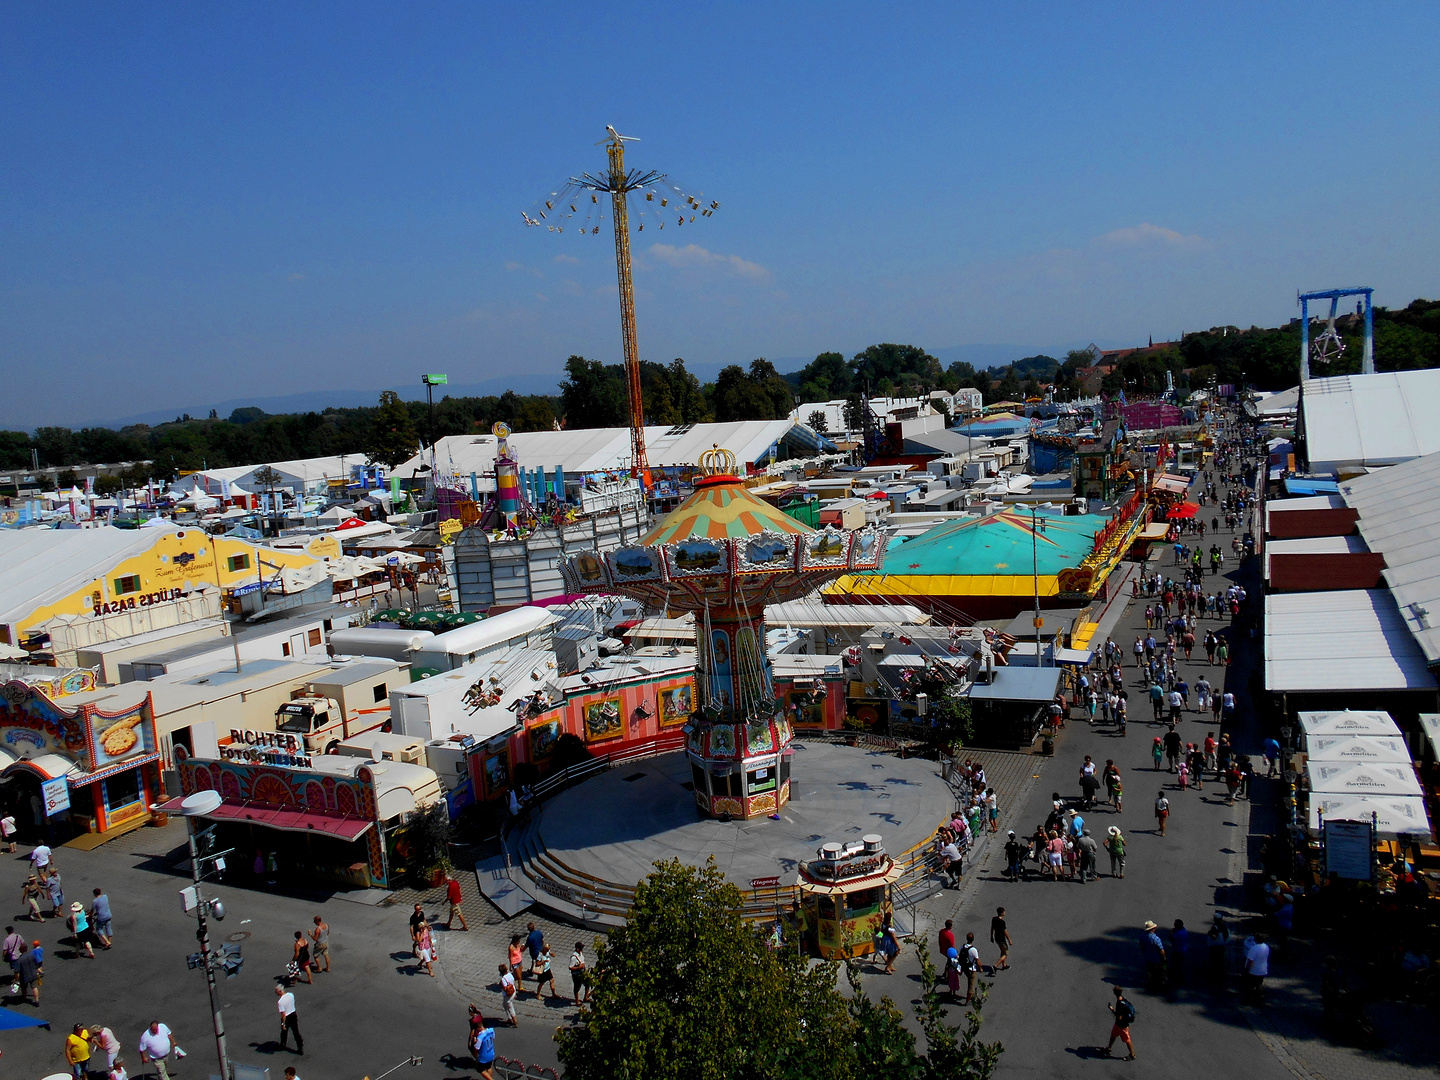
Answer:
[1298,286,1374,381]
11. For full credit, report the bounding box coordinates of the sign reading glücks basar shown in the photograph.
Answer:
[93,587,185,617]
[222,729,313,768]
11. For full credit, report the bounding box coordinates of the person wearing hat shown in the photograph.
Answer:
[1003,830,1026,881]
[1105,826,1126,878]
[1140,921,1166,991]
[68,901,98,959]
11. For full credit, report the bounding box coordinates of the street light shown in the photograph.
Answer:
[1031,505,1048,667]
[176,790,231,1080]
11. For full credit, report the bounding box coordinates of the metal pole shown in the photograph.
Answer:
[186,818,231,1080]
[1299,296,1310,382]
[1362,291,1375,374]
[1033,506,1042,667]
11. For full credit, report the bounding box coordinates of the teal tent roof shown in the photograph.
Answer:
[871,507,1102,577]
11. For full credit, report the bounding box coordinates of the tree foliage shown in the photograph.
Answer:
[555,858,1002,1080]
[363,391,420,468]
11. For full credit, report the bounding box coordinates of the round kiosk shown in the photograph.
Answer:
[796,833,901,960]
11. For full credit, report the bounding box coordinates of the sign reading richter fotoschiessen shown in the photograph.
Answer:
[222,729,314,768]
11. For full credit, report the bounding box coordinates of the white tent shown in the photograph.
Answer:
[1420,714,1440,758]
[1304,735,1412,765]
[1307,761,1422,797]
[176,486,219,510]
[1297,711,1401,747]
[1308,794,1433,840]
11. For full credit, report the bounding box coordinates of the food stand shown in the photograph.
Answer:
[796,834,900,960]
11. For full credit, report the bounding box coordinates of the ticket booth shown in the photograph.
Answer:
[795,834,900,960]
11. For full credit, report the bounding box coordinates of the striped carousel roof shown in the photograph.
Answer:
[641,479,815,545]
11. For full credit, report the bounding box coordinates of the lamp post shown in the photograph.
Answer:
[1031,505,1048,667]
[177,790,231,1080]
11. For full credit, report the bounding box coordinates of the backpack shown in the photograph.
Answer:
[960,946,978,973]
[1115,997,1136,1026]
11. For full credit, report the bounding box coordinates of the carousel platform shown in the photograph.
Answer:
[498,741,956,927]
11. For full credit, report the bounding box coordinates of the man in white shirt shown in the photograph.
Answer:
[137,1021,175,1080]
[276,984,303,1054]
[1243,934,1270,1005]
[29,843,52,879]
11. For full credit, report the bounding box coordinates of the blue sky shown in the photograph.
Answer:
[3,3,1437,428]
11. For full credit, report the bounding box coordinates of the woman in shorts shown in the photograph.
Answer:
[535,943,560,1000]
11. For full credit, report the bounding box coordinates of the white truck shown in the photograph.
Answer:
[274,693,388,755]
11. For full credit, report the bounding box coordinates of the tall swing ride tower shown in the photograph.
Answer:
[525,127,719,491]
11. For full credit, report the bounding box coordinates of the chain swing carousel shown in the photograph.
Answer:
[563,446,886,820]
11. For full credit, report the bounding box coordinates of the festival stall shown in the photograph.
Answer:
[795,834,900,960]
[0,680,161,841]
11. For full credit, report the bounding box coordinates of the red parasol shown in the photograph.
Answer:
[1167,502,1200,519]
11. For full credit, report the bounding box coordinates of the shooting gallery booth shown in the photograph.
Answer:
[158,736,445,890]
[0,677,162,844]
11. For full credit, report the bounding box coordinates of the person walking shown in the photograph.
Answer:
[535,943,560,1001]
[89,1024,121,1073]
[879,915,902,974]
[525,922,544,976]
[1105,826,1126,878]
[276,985,304,1055]
[29,841,53,880]
[960,932,981,1004]
[137,1021,179,1080]
[1243,933,1270,1005]
[66,1023,93,1079]
[310,916,330,973]
[3,925,24,975]
[1154,791,1170,836]
[1003,831,1026,880]
[444,873,470,931]
[1077,829,1099,883]
[408,903,426,958]
[1140,921,1167,991]
[470,1010,496,1080]
[14,940,41,1006]
[0,813,16,853]
[291,930,314,984]
[498,963,519,1026]
[569,941,589,1006]
[1102,985,1138,1060]
[68,902,98,959]
[990,908,1011,971]
[416,922,436,978]
[89,889,113,948]
[1163,727,1182,772]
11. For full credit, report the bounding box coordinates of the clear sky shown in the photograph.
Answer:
[3,2,1438,429]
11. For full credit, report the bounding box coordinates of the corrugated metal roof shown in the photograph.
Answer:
[1340,450,1440,666]
[1302,369,1440,473]
[1264,535,1368,580]
[1264,590,1435,692]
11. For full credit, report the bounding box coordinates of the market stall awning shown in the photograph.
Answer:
[1154,474,1189,494]
[155,796,374,841]
[1308,794,1433,840]
[1306,761,1423,797]
[1166,502,1199,520]
[1137,523,1172,541]
[5,753,84,782]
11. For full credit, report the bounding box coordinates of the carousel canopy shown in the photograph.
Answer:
[641,475,815,545]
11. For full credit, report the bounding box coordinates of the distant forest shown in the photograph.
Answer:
[4,298,1436,482]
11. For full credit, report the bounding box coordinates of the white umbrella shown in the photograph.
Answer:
[1307,761,1422,797]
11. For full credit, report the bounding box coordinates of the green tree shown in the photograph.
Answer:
[807,409,829,434]
[556,859,1003,1080]
[363,391,419,468]
[797,351,852,400]
[842,394,867,433]
[560,356,628,429]
[94,474,124,497]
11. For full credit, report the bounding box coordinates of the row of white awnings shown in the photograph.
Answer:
[1298,711,1432,839]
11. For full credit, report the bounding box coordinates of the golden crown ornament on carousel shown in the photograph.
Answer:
[562,446,887,820]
